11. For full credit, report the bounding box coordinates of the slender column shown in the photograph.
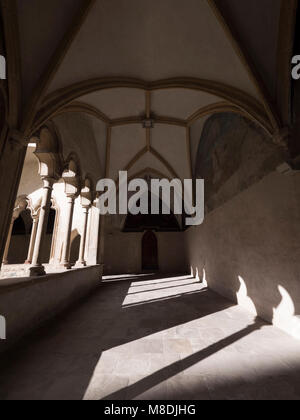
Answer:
[61,195,76,269]
[76,206,90,267]
[25,215,39,264]
[2,217,16,265]
[29,177,55,276]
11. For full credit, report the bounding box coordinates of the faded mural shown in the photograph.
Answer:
[195,113,284,211]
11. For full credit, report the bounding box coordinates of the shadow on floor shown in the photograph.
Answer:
[0,275,229,399]
[0,274,300,400]
[104,320,264,400]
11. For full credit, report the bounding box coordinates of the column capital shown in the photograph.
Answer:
[82,204,91,211]
[41,176,56,188]
[66,193,77,202]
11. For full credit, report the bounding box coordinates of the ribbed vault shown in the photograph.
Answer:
[2,0,296,184]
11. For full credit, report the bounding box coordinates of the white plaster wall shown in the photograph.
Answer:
[185,171,300,339]
[151,89,219,120]
[47,0,258,98]
[17,146,42,198]
[53,112,105,182]
[80,88,145,119]
[109,124,145,180]
[151,125,190,180]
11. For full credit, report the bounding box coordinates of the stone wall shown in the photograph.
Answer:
[186,113,300,339]
[104,230,188,275]
[0,265,103,353]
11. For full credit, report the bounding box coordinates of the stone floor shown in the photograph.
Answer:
[1,274,300,400]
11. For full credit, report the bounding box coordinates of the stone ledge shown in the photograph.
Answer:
[0,265,103,354]
[0,264,104,294]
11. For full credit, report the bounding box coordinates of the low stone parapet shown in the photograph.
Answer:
[0,265,103,353]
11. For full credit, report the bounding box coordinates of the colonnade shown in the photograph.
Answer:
[2,174,94,277]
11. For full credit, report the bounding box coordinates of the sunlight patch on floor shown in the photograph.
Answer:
[83,275,300,400]
[122,275,203,306]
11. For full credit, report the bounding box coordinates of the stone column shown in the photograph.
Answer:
[2,217,16,265]
[29,177,55,276]
[76,206,90,267]
[84,203,101,266]
[25,215,39,264]
[61,195,76,269]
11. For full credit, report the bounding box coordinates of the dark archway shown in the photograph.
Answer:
[142,231,158,271]
[70,234,81,266]
[8,210,32,264]
[41,208,56,263]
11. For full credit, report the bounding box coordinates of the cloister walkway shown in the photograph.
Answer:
[1,274,300,400]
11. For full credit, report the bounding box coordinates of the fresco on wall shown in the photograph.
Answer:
[195,113,284,211]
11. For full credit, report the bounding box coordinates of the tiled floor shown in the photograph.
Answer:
[1,274,300,400]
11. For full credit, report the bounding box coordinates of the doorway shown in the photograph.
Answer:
[142,231,158,271]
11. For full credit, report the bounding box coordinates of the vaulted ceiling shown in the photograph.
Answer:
[3,0,295,184]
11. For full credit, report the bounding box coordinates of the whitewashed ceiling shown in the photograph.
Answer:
[15,0,283,183]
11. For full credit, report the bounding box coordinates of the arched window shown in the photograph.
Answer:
[41,208,57,264]
[9,210,32,264]
[12,216,26,236]
[47,208,56,234]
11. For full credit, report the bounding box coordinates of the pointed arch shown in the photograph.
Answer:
[149,147,180,179]
[28,77,274,137]
[187,101,273,135]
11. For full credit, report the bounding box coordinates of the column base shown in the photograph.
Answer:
[75,261,87,268]
[29,265,46,277]
[24,260,32,265]
[2,260,8,265]
[61,263,72,270]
